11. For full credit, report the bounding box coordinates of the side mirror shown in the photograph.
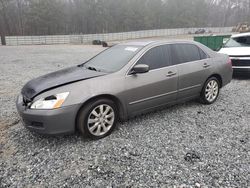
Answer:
[130,64,149,74]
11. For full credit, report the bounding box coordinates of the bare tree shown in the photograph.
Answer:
[0,0,249,36]
[0,0,11,34]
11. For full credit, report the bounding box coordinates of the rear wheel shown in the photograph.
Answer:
[200,77,220,104]
[77,98,118,139]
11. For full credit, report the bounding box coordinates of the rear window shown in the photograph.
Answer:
[199,48,208,59]
[171,44,201,65]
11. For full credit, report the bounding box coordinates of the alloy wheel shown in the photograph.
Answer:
[205,80,219,103]
[87,104,115,136]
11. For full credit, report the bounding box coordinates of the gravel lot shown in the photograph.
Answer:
[0,45,249,187]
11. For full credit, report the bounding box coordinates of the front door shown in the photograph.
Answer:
[124,45,178,116]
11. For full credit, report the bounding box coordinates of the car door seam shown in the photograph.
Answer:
[129,90,178,105]
[129,84,201,105]
[178,84,202,92]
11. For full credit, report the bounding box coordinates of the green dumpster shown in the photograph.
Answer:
[194,35,231,51]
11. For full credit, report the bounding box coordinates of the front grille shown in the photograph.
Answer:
[31,121,44,128]
[231,59,250,67]
[24,120,44,129]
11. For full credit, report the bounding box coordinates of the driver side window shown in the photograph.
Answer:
[136,45,171,70]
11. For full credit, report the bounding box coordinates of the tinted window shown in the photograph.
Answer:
[171,44,201,65]
[136,45,170,70]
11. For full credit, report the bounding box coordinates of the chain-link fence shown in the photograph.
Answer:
[1,27,233,46]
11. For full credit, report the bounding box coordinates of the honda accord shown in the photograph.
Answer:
[16,41,233,139]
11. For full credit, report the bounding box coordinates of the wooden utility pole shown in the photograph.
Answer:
[0,16,6,45]
[0,33,6,45]
[0,0,7,45]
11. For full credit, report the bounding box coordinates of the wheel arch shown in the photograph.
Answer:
[200,73,222,104]
[207,74,223,88]
[75,94,126,127]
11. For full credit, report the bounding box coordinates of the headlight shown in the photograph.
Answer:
[30,92,69,109]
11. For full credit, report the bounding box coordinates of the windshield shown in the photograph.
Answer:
[83,45,143,73]
[224,36,250,48]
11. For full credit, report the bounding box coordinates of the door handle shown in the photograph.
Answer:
[166,71,177,77]
[203,63,210,68]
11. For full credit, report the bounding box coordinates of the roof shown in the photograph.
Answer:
[120,39,195,47]
[232,32,250,38]
[119,41,155,46]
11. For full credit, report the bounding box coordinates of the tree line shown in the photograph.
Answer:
[0,0,250,36]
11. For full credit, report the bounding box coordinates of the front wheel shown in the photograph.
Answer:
[200,77,220,104]
[77,99,118,139]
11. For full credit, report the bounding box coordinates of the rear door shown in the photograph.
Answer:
[170,43,211,100]
[124,45,178,116]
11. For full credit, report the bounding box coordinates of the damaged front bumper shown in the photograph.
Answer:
[16,95,79,135]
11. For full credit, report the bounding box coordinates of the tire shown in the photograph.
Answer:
[92,40,102,45]
[102,41,108,47]
[77,98,118,139]
[200,77,220,105]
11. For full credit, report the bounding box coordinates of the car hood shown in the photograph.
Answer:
[219,47,250,56]
[21,66,107,100]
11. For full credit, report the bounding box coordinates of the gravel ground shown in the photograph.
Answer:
[0,45,249,187]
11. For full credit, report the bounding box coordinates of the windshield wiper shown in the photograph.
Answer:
[87,66,97,71]
[84,65,102,72]
[78,64,107,72]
